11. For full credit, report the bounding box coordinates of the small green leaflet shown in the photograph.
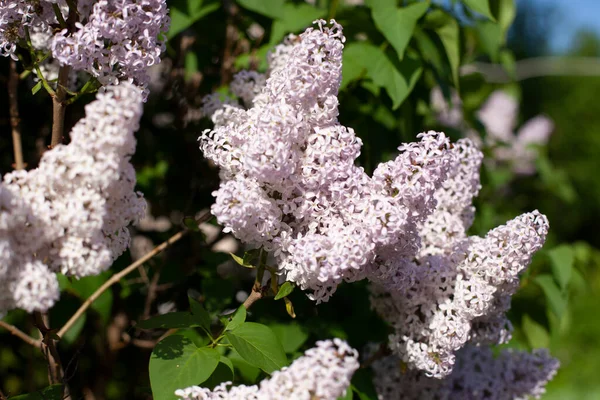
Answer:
[275,281,295,300]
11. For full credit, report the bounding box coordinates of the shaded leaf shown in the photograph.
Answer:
[189,295,212,331]
[522,314,550,349]
[535,274,567,319]
[228,349,262,382]
[342,42,422,109]
[10,385,63,400]
[149,336,220,400]
[269,322,309,353]
[138,312,201,330]
[237,0,285,19]
[432,12,460,87]
[270,3,326,45]
[548,245,575,291]
[225,322,287,373]
[168,1,220,39]
[202,356,235,390]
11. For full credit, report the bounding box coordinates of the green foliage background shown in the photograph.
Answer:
[1,0,599,398]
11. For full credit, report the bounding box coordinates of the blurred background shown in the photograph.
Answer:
[1,0,600,398]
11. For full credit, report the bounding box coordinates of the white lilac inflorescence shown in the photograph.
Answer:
[201,20,457,303]
[371,345,559,400]
[0,0,169,98]
[175,339,359,400]
[0,83,146,315]
[200,19,559,389]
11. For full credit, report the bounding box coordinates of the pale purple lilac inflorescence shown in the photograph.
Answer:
[175,339,359,400]
[0,83,146,315]
[372,345,559,400]
[201,20,457,303]
[201,19,557,385]
[0,0,169,98]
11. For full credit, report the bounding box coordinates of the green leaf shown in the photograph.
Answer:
[237,0,285,19]
[224,306,247,332]
[476,21,502,62]
[270,3,326,45]
[10,385,63,400]
[150,336,220,400]
[228,349,262,382]
[31,80,43,95]
[369,1,429,60]
[522,314,550,349]
[342,42,422,109]
[274,282,295,300]
[225,322,288,373]
[462,0,495,21]
[138,312,201,329]
[548,245,575,291]
[269,323,309,353]
[230,252,256,268]
[168,1,220,39]
[534,274,567,319]
[497,0,516,41]
[189,295,212,331]
[202,356,235,389]
[432,12,460,87]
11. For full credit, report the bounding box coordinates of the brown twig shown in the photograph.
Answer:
[33,312,71,399]
[50,65,71,148]
[0,386,6,400]
[8,60,24,170]
[0,319,41,347]
[242,284,264,310]
[57,211,212,339]
[142,262,163,319]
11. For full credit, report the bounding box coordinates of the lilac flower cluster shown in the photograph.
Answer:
[431,88,554,175]
[0,0,169,98]
[202,20,556,385]
[0,83,145,315]
[372,345,559,400]
[201,21,457,303]
[52,0,170,98]
[175,339,359,400]
[478,91,554,175]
